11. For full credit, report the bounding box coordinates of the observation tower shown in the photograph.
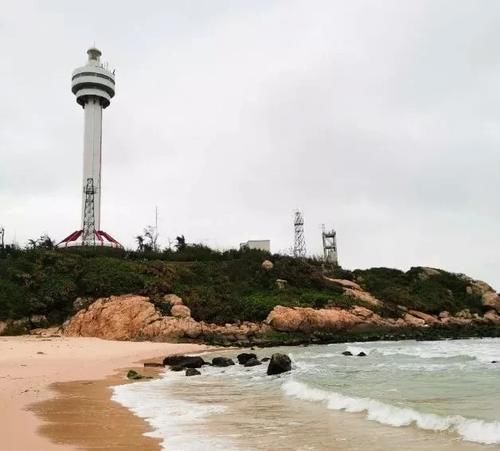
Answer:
[57,47,122,248]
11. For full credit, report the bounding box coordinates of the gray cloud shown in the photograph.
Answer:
[2,0,500,287]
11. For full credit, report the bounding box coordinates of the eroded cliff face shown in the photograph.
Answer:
[61,274,500,343]
[64,294,270,342]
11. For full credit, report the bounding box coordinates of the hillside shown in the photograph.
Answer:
[1,246,499,341]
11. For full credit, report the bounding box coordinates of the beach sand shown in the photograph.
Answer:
[0,335,207,451]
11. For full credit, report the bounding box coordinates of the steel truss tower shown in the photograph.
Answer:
[82,178,96,245]
[293,210,306,258]
[322,225,338,265]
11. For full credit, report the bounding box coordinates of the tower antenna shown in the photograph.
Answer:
[293,210,306,258]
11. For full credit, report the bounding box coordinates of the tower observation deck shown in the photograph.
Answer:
[57,47,121,248]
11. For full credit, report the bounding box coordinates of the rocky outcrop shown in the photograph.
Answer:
[264,305,389,333]
[62,286,500,344]
[264,303,486,334]
[267,353,292,375]
[171,304,191,319]
[64,295,161,340]
[464,278,500,313]
[407,310,439,325]
[323,278,362,290]
[482,292,500,313]
[63,294,270,342]
[484,310,500,325]
[416,267,442,280]
[323,277,383,307]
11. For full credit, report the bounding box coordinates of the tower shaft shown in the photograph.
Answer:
[82,99,103,233]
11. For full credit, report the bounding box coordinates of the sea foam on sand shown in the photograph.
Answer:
[112,374,235,451]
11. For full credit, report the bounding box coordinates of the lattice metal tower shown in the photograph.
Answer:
[82,178,96,245]
[322,225,338,265]
[293,210,306,258]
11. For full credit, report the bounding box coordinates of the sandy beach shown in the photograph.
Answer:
[0,335,207,451]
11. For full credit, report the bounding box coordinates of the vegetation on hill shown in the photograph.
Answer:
[0,244,486,328]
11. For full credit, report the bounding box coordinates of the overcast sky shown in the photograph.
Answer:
[2,1,500,287]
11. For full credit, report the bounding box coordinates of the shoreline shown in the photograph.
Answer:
[0,336,207,451]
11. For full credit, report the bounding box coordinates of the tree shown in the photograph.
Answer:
[175,235,186,251]
[135,226,157,252]
[37,234,55,249]
[26,234,54,250]
[135,235,145,252]
[144,226,158,252]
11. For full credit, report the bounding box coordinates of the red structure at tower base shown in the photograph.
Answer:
[56,230,123,248]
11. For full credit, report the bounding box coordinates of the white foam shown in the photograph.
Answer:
[370,339,500,363]
[112,375,235,451]
[282,380,500,445]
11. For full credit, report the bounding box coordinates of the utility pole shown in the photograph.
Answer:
[154,206,159,252]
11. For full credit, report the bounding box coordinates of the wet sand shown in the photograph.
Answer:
[0,335,207,451]
[33,367,162,451]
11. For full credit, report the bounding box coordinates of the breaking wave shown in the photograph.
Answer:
[282,380,500,445]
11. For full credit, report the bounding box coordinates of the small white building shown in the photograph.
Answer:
[240,240,271,252]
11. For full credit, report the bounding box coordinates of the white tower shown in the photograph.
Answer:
[57,47,121,248]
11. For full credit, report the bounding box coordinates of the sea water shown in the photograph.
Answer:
[112,338,500,450]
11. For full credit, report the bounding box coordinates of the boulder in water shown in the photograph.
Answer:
[163,355,205,368]
[237,353,257,365]
[244,358,262,367]
[212,357,235,367]
[261,357,270,362]
[185,368,201,376]
[357,352,367,357]
[342,351,353,356]
[267,353,292,375]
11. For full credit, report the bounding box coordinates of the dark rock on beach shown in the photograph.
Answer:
[185,368,201,376]
[342,351,353,356]
[144,362,164,368]
[126,370,144,380]
[267,353,292,375]
[357,352,367,357]
[237,353,257,365]
[244,358,262,367]
[212,357,235,367]
[163,355,205,368]
[170,365,185,372]
[261,357,270,362]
